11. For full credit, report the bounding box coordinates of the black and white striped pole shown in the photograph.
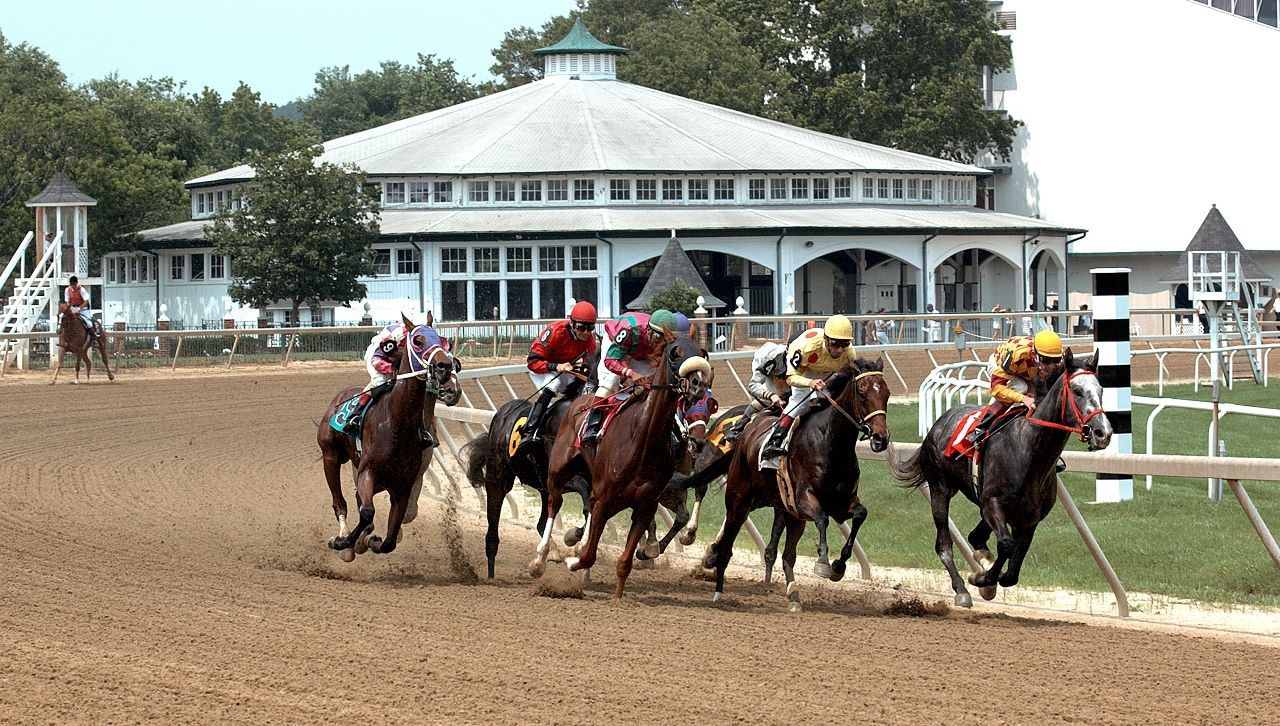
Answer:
[1091,267,1133,502]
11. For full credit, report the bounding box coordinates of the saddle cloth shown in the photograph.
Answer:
[705,411,743,455]
[328,381,395,438]
[573,390,631,448]
[943,404,1025,460]
[507,398,573,456]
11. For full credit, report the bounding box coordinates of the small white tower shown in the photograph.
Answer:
[534,18,627,81]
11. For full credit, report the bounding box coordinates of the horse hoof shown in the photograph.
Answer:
[813,561,833,579]
[980,585,998,601]
[366,535,383,553]
[71,380,78,385]
[829,561,846,582]
[565,555,580,571]
[712,591,723,603]
[955,592,973,608]
[643,542,660,560]
[326,536,338,549]
[528,560,546,579]
[787,601,803,613]
[564,527,583,547]
[354,535,370,555]
[396,529,404,544]
[701,551,716,570]
[975,549,995,569]
[636,558,655,570]
[678,531,696,546]
[338,548,355,563]
[763,567,773,585]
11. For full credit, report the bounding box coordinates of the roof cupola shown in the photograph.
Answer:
[534,18,626,80]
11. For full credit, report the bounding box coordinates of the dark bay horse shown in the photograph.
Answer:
[530,335,709,598]
[703,358,890,611]
[892,349,1111,607]
[51,302,113,384]
[317,314,460,561]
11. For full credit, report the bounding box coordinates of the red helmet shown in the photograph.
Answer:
[569,301,597,324]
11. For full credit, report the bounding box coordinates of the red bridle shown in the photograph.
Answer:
[1025,371,1105,443]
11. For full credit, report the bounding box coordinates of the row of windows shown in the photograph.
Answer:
[107,254,230,285]
[441,278,598,322]
[378,175,979,207]
[438,245,597,276]
[192,189,240,217]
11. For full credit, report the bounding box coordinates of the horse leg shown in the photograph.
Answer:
[710,489,749,603]
[528,489,563,578]
[484,469,514,578]
[655,496,690,555]
[368,491,409,554]
[334,469,375,555]
[96,332,114,381]
[998,523,1039,588]
[830,502,868,583]
[966,518,998,601]
[812,509,834,579]
[613,502,658,598]
[323,453,355,562]
[970,498,1015,589]
[679,484,705,546]
[763,507,785,585]
[780,516,805,613]
[929,485,972,607]
[50,350,63,384]
[566,496,609,572]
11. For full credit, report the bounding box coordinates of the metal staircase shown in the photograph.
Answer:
[1188,250,1263,385]
[1,231,61,371]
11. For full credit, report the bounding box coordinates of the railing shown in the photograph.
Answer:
[0,231,34,297]
[1131,340,1280,394]
[0,232,62,369]
[1136,395,1280,494]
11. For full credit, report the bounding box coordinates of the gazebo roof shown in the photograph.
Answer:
[25,172,97,207]
[627,233,726,310]
[1159,205,1270,284]
[534,18,627,56]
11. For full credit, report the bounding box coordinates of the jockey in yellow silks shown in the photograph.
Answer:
[760,314,859,460]
[965,329,1063,444]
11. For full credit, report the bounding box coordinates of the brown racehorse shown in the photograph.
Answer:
[703,358,890,611]
[317,314,460,561]
[51,302,113,384]
[529,334,709,598]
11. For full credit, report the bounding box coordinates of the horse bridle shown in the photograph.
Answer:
[817,370,886,441]
[1025,370,1105,443]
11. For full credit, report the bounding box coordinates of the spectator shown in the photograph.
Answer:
[862,311,876,346]
[874,308,893,345]
[923,303,942,343]
[1021,302,1036,336]
[991,305,1004,339]
[1077,304,1092,334]
[1047,300,1060,332]
[1197,304,1209,334]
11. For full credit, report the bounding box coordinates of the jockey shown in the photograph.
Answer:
[63,275,95,334]
[965,329,1063,445]
[761,314,859,460]
[723,340,789,443]
[579,308,678,444]
[519,300,599,440]
[344,310,435,440]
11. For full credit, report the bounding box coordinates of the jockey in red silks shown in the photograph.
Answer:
[519,300,599,440]
[64,275,95,334]
[579,308,677,444]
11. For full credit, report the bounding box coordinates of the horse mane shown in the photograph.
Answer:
[1033,348,1093,401]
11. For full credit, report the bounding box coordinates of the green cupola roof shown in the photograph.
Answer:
[534,18,627,56]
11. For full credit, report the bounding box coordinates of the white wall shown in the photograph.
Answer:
[994,0,1280,253]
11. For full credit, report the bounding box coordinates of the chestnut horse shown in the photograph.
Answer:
[892,349,1111,607]
[529,335,709,598]
[703,358,890,611]
[317,314,460,560]
[51,302,113,384]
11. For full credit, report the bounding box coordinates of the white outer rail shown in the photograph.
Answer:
[1135,395,1280,492]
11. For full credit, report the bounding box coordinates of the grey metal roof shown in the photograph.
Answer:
[187,76,991,187]
[25,172,97,207]
[628,235,726,310]
[1159,205,1271,283]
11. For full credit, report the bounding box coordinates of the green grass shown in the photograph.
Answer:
[687,381,1280,608]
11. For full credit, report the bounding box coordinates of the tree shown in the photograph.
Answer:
[205,143,380,322]
[647,278,700,317]
[192,83,313,171]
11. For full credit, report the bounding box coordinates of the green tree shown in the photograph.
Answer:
[647,278,700,317]
[205,142,380,321]
[192,83,313,171]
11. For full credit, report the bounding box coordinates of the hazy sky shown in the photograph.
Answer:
[0,0,576,105]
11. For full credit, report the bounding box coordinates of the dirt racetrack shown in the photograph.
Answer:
[3,366,1278,724]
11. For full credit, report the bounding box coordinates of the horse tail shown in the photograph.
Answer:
[671,449,732,492]
[889,446,929,490]
[463,434,496,490]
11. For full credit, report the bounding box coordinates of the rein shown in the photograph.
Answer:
[817,369,886,439]
[1024,370,1104,442]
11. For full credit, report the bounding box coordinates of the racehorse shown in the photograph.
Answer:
[464,354,595,579]
[317,313,460,561]
[50,302,113,384]
[892,349,1111,607]
[529,334,709,598]
[703,358,890,611]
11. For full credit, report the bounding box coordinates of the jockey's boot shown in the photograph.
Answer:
[418,423,437,448]
[580,397,607,444]
[723,410,752,443]
[964,408,1000,446]
[760,415,793,460]
[520,389,556,439]
[343,391,374,435]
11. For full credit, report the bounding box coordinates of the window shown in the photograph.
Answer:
[862,177,874,199]
[907,178,919,200]
[196,194,206,214]
[494,180,516,202]
[507,279,533,319]
[409,181,430,204]
[475,280,500,319]
[468,180,490,203]
[506,246,532,273]
[834,177,852,198]
[129,257,138,283]
[892,178,904,200]
[374,249,391,276]
[571,278,597,307]
[812,178,830,200]
[190,253,205,281]
[210,255,225,279]
[475,247,500,274]
[107,257,117,284]
[139,256,149,283]
[770,178,787,200]
[790,178,808,199]
[521,180,542,202]
[170,255,185,281]
[547,179,568,201]
[748,178,766,200]
[573,179,594,201]
[397,248,421,275]
[922,179,934,201]
[539,246,565,273]
[433,181,452,203]
[440,248,467,274]
[442,280,467,321]
[635,179,656,201]
[538,279,565,318]
[385,182,405,204]
[215,190,225,211]
[688,179,708,201]
[571,245,597,271]
[714,178,734,200]
[662,179,683,201]
[610,179,631,201]
[877,178,889,199]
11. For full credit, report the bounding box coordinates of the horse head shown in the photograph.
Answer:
[399,312,460,403]
[660,334,710,405]
[1043,348,1112,451]
[829,358,891,452]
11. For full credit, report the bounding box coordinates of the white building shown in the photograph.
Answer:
[111,19,1081,329]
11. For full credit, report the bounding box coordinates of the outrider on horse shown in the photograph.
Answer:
[317,312,460,561]
[703,358,890,611]
[892,348,1112,607]
[50,301,113,384]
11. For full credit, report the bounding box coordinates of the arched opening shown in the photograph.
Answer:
[618,251,773,314]
[1029,248,1065,331]
[794,249,919,317]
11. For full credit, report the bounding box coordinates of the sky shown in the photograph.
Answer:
[0,0,577,105]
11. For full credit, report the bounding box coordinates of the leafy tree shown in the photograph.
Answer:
[192,83,313,171]
[205,142,380,321]
[647,278,700,317]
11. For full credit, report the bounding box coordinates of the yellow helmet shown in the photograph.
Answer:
[823,314,854,341]
[1033,329,1062,358]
